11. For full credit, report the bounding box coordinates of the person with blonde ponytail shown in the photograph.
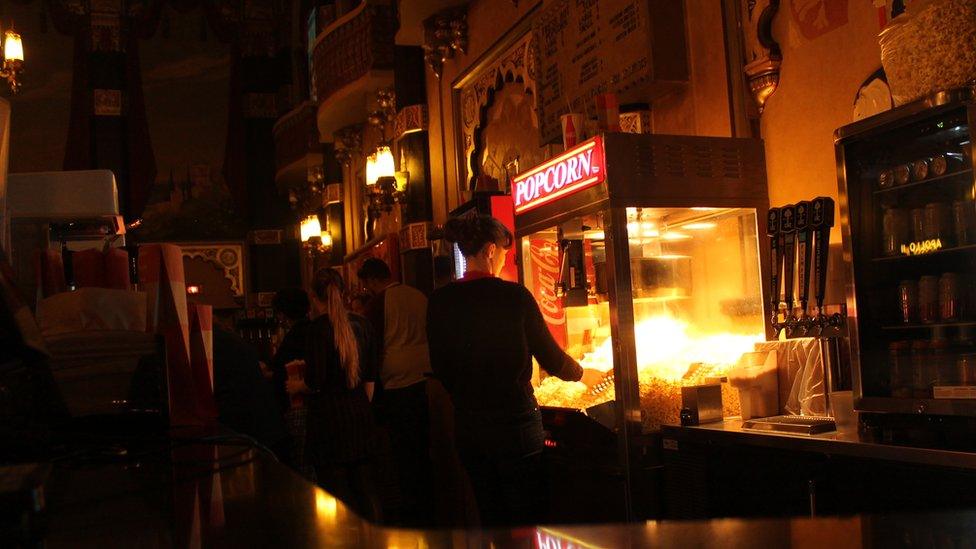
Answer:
[286,268,383,521]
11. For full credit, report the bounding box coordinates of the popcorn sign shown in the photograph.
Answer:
[513,137,606,214]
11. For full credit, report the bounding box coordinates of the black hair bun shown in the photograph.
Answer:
[442,217,470,244]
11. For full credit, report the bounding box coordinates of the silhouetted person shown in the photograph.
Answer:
[358,257,433,525]
[427,215,583,527]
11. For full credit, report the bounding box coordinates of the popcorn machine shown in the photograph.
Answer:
[513,134,770,516]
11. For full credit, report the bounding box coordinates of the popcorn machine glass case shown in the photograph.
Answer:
[835,88,976,415]
[514,134,771,433]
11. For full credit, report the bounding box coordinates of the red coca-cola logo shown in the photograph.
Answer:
[529,240,567,346]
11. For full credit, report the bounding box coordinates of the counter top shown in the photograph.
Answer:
[662,419,976,470]
[16,432,976,547]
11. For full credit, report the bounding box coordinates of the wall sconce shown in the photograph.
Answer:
[365,145,396,186]
[300,214,323,243]
[1,25,25,93]
[301,214,333,254]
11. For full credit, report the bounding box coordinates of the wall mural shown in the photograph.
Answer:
[455,31,538,191]
[478,83,544,192]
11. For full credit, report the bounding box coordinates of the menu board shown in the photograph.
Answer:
[534,0,682,144]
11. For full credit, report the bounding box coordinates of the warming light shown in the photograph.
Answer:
[683,222,717,230]
[365,145,395,186]
[300,215,322,243]
[1,26,25,93]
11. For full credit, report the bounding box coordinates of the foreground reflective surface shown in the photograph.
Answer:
[29,442,976,548]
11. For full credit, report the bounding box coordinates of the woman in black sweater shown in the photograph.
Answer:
[287,268,382,521]
[427,215,583,527]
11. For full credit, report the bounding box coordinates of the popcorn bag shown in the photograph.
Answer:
[139,243,208,426]
[188,303,218,423]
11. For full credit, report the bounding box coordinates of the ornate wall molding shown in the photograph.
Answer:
[333,124,364,166]
[393,104,428,141]
[455,31,537,190]
[742,0,782,113]
[422,5,468,79]
[179,243,246,298]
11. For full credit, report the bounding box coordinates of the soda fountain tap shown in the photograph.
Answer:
[767,207,783,332]
[811,197,838,334]
[780,204,797,331]
[794,201,814,336]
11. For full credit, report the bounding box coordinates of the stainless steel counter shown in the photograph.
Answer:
[662,418,976,470]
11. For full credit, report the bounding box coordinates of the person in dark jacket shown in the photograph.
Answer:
[211,318,290,460]
[287,268,383,521]
[270,287,313,477]
[426,215,583,527]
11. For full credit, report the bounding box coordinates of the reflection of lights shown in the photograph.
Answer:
[627,222,659,239]
[315,490,338,526]
[683,222,717,230]
[661,231,690,240]
[186,285,201,295]
[585,230,606,240]
[691,207,720,211]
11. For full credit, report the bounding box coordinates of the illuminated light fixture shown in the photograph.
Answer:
[365,145,395,186]
[1,25,25,93]
[321,230,333,249]
[586,230,606,240]
[683,222,717,230]
[300,214,323,243]
[690,207,720,211]
[186,285,201,295]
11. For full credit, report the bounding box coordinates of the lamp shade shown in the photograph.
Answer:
[300,215,322,242]
[4,31,23,63]
[366,145,395,186]
[321,231,333,249]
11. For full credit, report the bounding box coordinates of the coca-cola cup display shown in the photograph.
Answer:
[560,113,583,150]
[286,360,307,409]
[528,239,568,348]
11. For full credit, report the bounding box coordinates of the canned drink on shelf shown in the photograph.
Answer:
[894,164,912,186]
[919,275,939,324]
[958,354,976,386]
[878,169,895,189]
[911,208,926,242]
[911,339,933,399]
[923,202,951,242]
[882,208,908,256]
[939,272,960,321]
[953,200,973,246]
[898,280,918,324]
[911,159,930,181]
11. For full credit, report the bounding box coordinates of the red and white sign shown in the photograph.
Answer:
[528,239,567,348]
[513,136,606,214]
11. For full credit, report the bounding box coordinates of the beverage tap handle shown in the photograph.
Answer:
[780,204,797,319]
[795,201,813,321]
[767,208,782,324]
[811,197,835,317]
